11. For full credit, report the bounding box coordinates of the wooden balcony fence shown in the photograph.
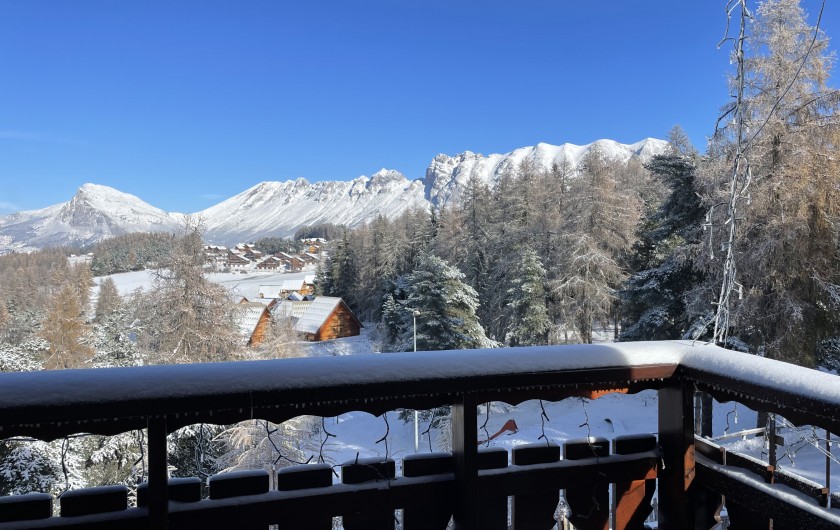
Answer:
[0,341,838,529]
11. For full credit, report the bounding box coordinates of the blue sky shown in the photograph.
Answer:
[0,1,836,214]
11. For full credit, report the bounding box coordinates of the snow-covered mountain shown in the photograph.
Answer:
[426,138,668,205]
[0,138,669,251]
[198,169,427,244]
[0,184,182,252]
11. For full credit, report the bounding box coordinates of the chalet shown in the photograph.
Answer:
[256,256,285,271]
[300,237,326,254]
[258,284,284,299]
[227,252,251,270]
[204,246,229,267]
[302,274,316,295]
[279,279,306,297]
[300,252,320,265]
[270,298,312,321]
[275,252,305,272]
[234,303,272,347]
[294,296,362,341]
[234,243,258,254]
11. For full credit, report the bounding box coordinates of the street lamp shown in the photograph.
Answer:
[413,310,420,452]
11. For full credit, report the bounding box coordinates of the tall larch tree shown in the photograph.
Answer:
[701,0,840,364]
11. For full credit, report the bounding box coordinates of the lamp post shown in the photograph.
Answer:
[413,310,420,452]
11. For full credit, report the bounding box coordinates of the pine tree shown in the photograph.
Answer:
[402,253,491,351]
[503,247,552,346]
[620,153,705,341]
[94,277,122,322]
[93,305,142,368]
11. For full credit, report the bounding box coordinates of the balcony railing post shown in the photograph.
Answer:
[657,380,695,529]
[147,416,168,530]
[451,391,479,530]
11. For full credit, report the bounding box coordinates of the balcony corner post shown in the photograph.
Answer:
[148,416,168,529]
[658,380,695,529]
[451,391,479,530]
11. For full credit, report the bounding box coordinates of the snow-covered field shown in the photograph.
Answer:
[100,268,317,299]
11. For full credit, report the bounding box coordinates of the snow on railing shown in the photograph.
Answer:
[0,340,838,529]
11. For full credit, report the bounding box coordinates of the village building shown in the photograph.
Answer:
[302,274,316,295]
[226,251,251,270]
[203,246,229,268]
[256,256,285,271]
[258,284,284,299]
[275,252,305,272]
[293,296,362,341]
[300,252,320,265]
[234,302,272,347]
[270,298,313,321]
[278,278,306,297]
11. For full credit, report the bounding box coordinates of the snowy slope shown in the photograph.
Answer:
[198,170,427,244]
[0,184,181,251]
[0,138,668,251]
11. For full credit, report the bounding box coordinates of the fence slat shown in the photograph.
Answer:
[564,437,610,530]
[403,452,453,530]
[613,434,656,530]
[511,443,560,530]
[341,457,395,530]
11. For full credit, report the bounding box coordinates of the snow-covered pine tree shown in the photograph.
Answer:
[0,441,64,496]
[168,424,224,483]
[94,277,121,323]
[92,306,143,368]
[619,151,705,341]
[402,253,491,351]
[503,247,552,346]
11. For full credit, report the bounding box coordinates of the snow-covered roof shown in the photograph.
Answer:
[294,296,344,335]
[234,303,267,341]
[281,279,304,291]
[271,300,312,319]
[304,274,316,284]
[258,285,284,298]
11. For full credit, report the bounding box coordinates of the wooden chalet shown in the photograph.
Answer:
[234,302,272,347]
[300,252,320,265]
[275,252,305,272]
[294,296,362,341]
[270,298,312,321]
[226,251,251,270]
[278,279,306,297]
[301,274,316,295]
[258,284,284,299]
[256,256,285,271]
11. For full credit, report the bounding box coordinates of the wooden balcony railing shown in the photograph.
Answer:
[0,340,838,529]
